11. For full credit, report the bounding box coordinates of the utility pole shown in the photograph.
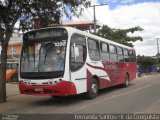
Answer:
[157,38,160,62]
[90,3,108,33]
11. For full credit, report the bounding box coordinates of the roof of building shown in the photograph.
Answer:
[50,21,101,31]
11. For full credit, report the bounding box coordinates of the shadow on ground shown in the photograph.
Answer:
[31,83,134,106]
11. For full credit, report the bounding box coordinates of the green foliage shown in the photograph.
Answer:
[0,0,91,33]
[137,55,158,67]
[95,25,143,47]
[0,0,91,102]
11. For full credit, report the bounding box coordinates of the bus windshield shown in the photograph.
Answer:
[20,28,68,79]
[21,41,66,73]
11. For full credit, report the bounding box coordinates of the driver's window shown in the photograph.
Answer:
[70,35,86,71]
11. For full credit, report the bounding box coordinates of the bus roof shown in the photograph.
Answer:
[26,26,134,50]
[65,27,134,50]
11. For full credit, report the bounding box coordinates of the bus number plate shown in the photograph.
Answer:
[35,88,43,92]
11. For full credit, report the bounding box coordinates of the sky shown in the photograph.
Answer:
[65,0,160,56]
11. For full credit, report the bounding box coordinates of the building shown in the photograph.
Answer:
[61,21,101,33]
[0,33,22,62]
[7,33,23,62]
[0,33,22,81]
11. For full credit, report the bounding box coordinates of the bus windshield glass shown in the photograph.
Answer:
[20,28,67,79]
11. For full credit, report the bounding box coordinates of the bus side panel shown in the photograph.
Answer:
[70,63,87,94]
[101,61,137,88]
[86,62,111,90]
[102,61,124,87]
[86,69,110,90]
[105,62,137,87]
[126,62,137,81]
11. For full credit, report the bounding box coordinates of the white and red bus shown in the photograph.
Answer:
[19,27,137,99]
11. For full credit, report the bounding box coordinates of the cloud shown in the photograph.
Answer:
[108,0,118,3]
[106,2,160,56]
[90,0,99,5]
[121,0,135,4]
[71,2,160,56]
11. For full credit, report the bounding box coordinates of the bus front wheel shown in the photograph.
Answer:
[86,78,98,99]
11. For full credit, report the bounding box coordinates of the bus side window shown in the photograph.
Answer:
[117,47,124,62]
[133,51,136,62]
[100,42,110,61]
[129,50,133,62]
[109,45,118,62]
[124,49,129,62]
[130,50,136,62]
[70,35,86,71]
[88,39,100,61]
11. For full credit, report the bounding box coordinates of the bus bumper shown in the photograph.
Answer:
[18,81,77,96]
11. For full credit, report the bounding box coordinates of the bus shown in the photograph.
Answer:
[18,27,137,99]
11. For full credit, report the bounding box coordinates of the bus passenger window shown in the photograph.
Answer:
[124,49,129,62]
[109,45,118,62]
[100,42,110,61]
[88,39,100,61]
[129,50,136,62]
[117,47,124,62]
[132,51,136,62]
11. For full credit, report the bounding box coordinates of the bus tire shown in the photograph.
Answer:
[122,74,129,87]
[86,78,98,99]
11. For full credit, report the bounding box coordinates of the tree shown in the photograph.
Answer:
[137,55,158,66]
[95,25,143,47]
[0,0,90,103]
[137,55,158,73]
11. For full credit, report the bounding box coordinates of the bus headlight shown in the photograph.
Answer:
[48,79,53,85]
[48,81,53,85]
[23,80,31,85]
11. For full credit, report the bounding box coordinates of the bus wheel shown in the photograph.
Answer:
[122,74,129,87]
[86,78,98,99]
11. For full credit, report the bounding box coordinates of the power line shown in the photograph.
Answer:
[84,7,94,19]
[83,7,105,26]
[81,3,108,30]
[90,3,108,33]
[81,4,94,22]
